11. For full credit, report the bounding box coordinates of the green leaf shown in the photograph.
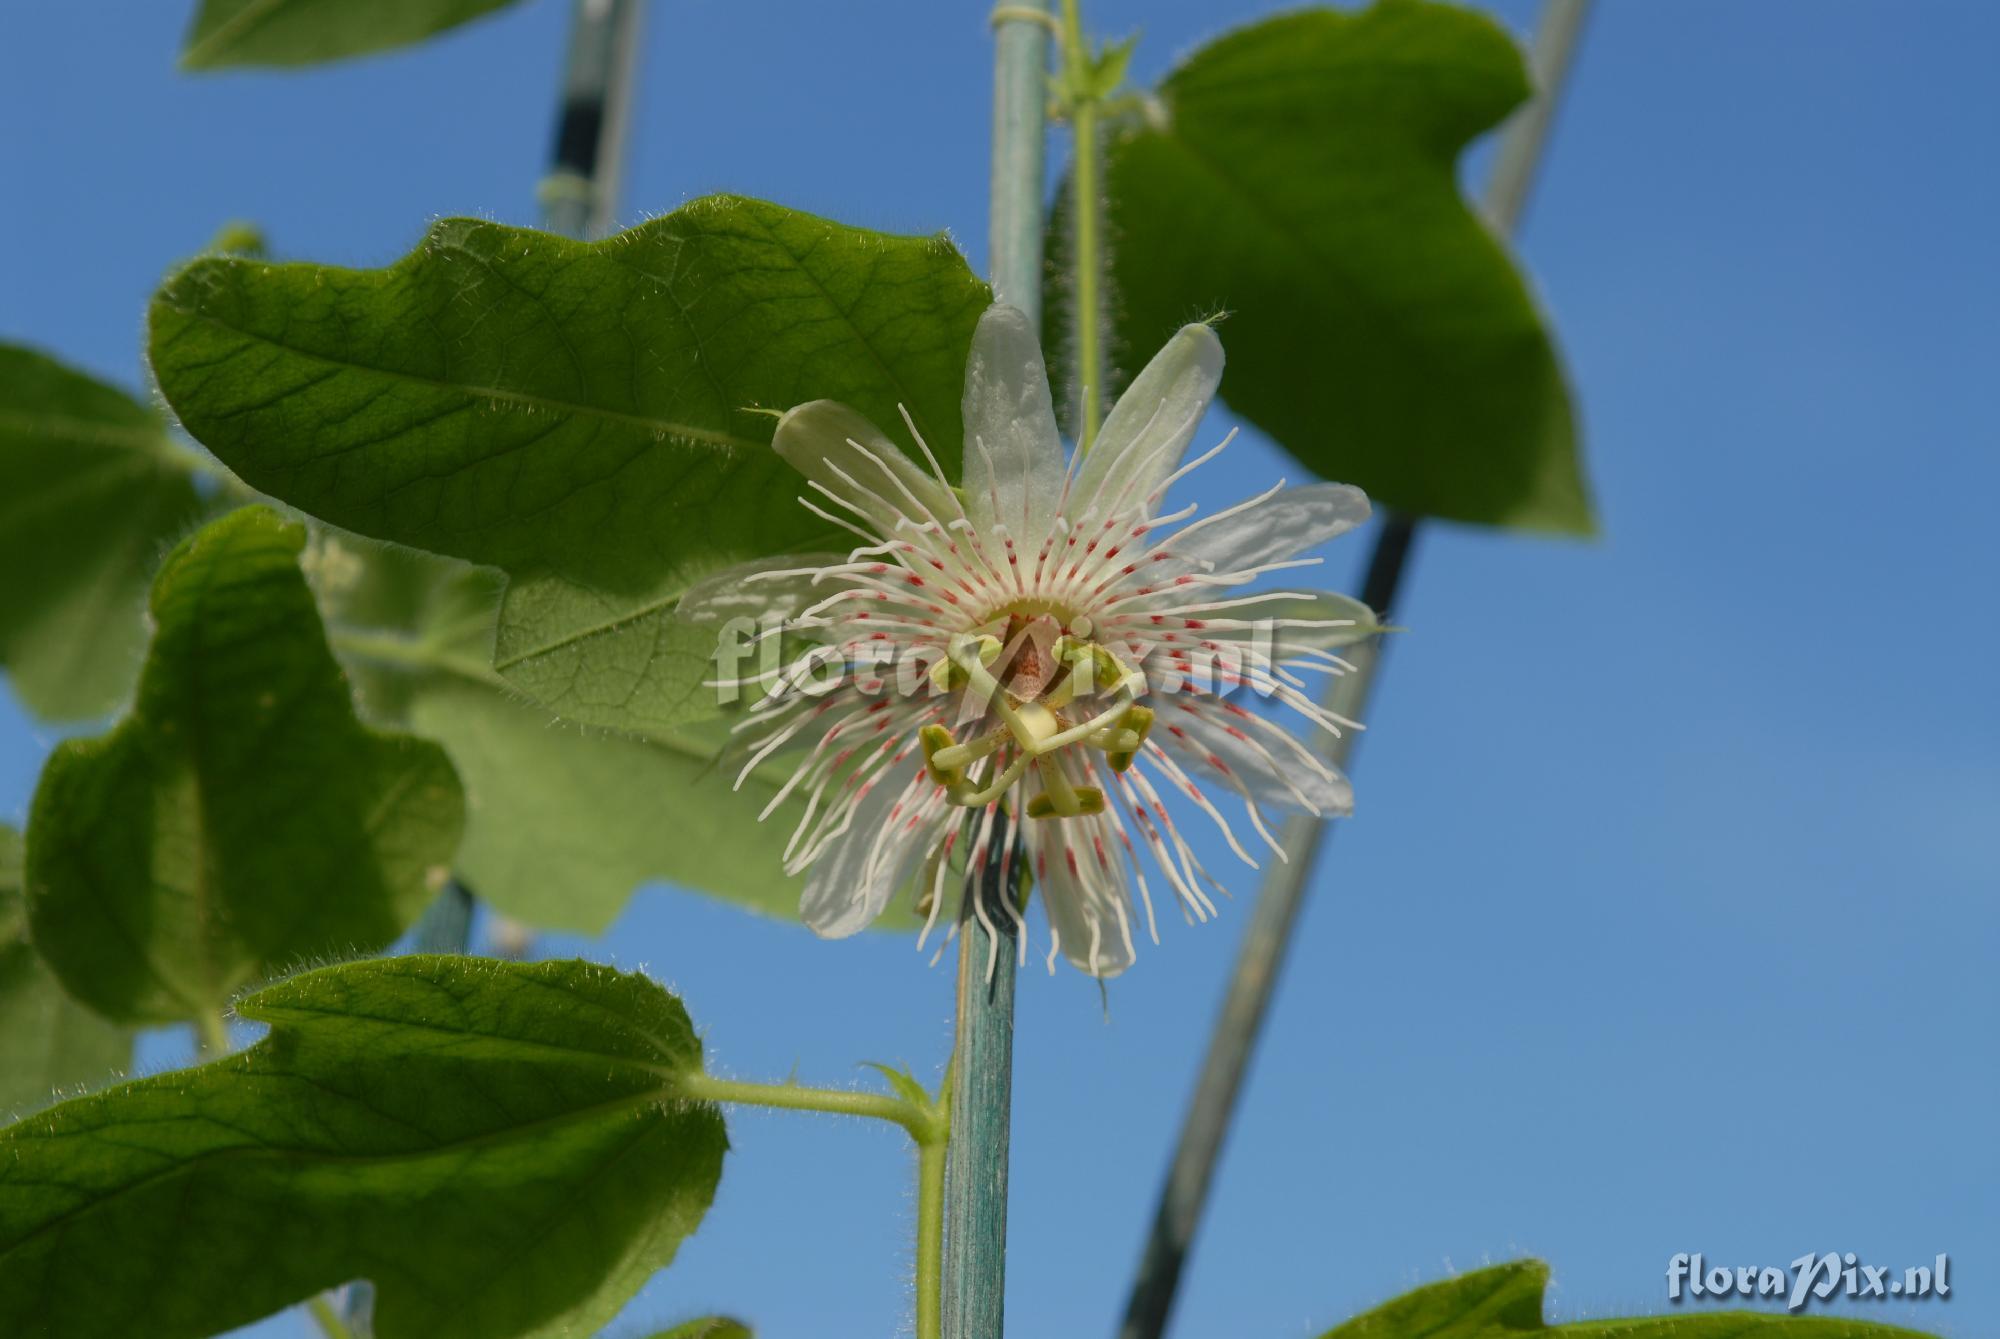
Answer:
[1319,1262,1940,1339]
[181,0,527,71]
[1089,2,1593,534]
[646,1321,753,1339]
[1322,1262,1548,1338]
[150,194,991,735]
[0,343,205,719]
[0,825,130,1117]
[24,507,465,1024]
[307,534,809,931]
[1554,1319,1938,1336]
[410,685,809,931]
[0,955,727,1339]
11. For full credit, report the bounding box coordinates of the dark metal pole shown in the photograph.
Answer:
[1116,5,1595,1336]
[540,0,643,239]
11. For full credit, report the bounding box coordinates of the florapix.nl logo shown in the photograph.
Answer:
[1668,1253,1951,1313]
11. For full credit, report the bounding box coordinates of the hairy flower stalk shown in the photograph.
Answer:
[682,305,1377,976]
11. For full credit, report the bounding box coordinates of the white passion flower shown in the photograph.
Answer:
[679,304,1378,977]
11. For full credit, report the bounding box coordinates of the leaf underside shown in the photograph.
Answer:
[25,507,465,1024]
[0,825,130,1118]
[0,956,726,1339]
[646,1320,755,1339]
[316,536,812,932]
[0,343,204,720]
[181,0,527,71]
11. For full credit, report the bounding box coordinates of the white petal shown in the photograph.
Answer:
[1160,704,1353,817]
[1070,322,1223,521]
[1238,589,1384,650]
[1028,811,1137,978]
[800,770,935,938]
[774,400,954,535]
[1177,482,1371,573]
[961,304,1063,535]
[676,552,852,624]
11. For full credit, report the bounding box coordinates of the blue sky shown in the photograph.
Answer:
[2,3,1995,1338]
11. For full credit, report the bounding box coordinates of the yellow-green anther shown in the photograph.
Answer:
[1033,751,1083,815]
[1026,783,1106,820]
[930,634,1000,693]
[920,724,962,785]
[1051,635,1131,698]
[953,632,1003,666]
[1106,704,1153,772]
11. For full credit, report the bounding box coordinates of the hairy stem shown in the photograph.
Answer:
[678,1072,941,1144]
[325,627,503,690]
[1059,0,1106,452]
[916,1126,949,1339]
[680,1068,950,1339]
[306,1295,355,1339]
[194,1006,229,1058]
[154,434,255,499]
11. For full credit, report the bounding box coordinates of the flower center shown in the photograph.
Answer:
[918,623,1154,818]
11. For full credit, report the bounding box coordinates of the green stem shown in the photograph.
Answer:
[155,434,255,498]
[194,1007,229,1058]
[678,1072,941,1144]
[326,627,502,689]
[307,1295,355,1339]
[1058,0,1105,452]
[680,1068,950,1339]
[915,1126,949,1339]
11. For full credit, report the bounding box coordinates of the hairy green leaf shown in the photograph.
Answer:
[24,507,465,1024]
[1553,1318,1939,1336]
[1089,2,1592,534]
[0,343,205,719]
[150,195,990,735]
[309,534,808,931]
[646,1321,753,1339]
[1322,1262,1549,1338]
[410,686,805,931]
[181,0,527,71]
[0,956,726,1339]
[0,826,129,1117]
[1319,1262,1939,1338]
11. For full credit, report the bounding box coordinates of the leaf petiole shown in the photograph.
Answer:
[306,1294,355,1339]
[676,1067,950,1339]
[195,1007,229,1058]
[676,1070,946,1147]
